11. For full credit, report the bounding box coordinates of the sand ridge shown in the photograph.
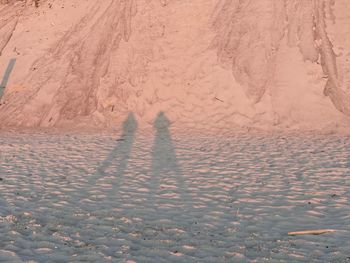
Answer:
[0,0,350,132]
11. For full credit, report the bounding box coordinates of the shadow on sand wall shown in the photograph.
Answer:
[0,58,16,100]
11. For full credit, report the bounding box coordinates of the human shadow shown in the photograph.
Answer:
[96,112,137,176]
[150,112,193,218]
[81,113,137,211]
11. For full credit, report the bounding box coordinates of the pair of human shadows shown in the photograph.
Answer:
[88,112,193,218]
[81,112,190,209]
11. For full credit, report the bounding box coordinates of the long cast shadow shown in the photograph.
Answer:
[81,113,137,210]
[96,112,137,176]
[150,112,193,217]
[0,58,16,99]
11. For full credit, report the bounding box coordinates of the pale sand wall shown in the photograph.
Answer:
[0,0,350,132]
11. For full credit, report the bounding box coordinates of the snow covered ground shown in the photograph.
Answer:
[1,116,350,262]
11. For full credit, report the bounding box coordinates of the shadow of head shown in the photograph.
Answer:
[122,112,137,133]
[154,112,171,130]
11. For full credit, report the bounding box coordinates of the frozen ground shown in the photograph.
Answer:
[1,115,350,262]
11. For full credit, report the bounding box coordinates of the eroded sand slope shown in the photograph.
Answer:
[0,0,350,131]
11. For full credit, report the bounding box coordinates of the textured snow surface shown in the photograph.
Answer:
[1,119,350,262]
[0,0,350,131]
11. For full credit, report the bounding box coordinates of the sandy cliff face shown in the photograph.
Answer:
[0,0,349,131]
